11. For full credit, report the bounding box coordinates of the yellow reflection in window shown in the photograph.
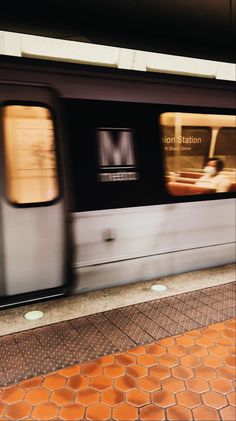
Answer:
[3,105,59,204]
[160,112,236,196]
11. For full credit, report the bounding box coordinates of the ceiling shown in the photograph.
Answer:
[1,0,235,63]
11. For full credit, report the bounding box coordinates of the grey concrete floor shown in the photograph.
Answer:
[0,263,235,337]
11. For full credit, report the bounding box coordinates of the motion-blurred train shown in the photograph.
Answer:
[0,55,235,308]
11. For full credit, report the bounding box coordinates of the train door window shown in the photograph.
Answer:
[2,105,59,204]
[96,128,139,182]
[160,112,236,196]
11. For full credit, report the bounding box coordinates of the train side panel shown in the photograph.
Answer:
[72,199,235,291]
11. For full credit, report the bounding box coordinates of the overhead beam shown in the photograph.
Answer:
[1,0,235,63]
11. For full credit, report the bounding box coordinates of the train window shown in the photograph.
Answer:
[2,105,59,204]
[96,128,139,182]
[160,112,236,196]
[215,128,236,169]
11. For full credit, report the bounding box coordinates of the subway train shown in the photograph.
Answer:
[0,54,235,308]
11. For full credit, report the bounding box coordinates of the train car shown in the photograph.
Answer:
[0,55,235,308]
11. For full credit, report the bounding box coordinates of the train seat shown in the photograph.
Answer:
[167,182,216,196]
[228,182,236,192]
[180,172,203,179]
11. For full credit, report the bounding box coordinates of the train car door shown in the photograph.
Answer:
[0,83,67,299]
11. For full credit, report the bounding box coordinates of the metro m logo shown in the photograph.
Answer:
[97,129,136,167]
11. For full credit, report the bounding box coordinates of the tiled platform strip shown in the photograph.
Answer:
[0,318,235,421]
[0,281,235,387]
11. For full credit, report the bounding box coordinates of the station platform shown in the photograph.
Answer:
[0,264,235,420]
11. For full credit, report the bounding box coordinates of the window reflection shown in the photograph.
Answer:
[160,112,236,196]
[3,105,59,204]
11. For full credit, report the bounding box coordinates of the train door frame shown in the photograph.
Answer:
[0,81,71,307]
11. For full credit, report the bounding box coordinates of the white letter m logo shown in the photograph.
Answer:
[97,129,136,167]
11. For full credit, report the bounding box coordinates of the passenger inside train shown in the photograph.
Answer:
[161,112,236,196]
[195,157,230,192]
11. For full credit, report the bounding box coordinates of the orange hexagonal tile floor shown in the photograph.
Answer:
[0,317,235,420]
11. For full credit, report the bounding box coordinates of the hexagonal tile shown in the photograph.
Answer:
[115,375,136,392]
[91,375,113,390]
[97,355,114,366]
[201,328,220,338]
[209,345,229,357]
[224,355,236,367]
[19,377,43,389]
[102,389,124,406]
[189,345,208,357]
[137,354,157,367]
[4,402,31,420]
[126,364,148,378]
[186,378,209,393]
[162,377,185,393]
[210,322,225,331]
[150,365,170,379]
[222,328,235,339]
[58,365,81,378]
[194,366,217,381]
[25,388,49,404]
[1,306,235,421]
[217,366,235,380]
[115,353,136,366]
[172,366,194,380]
[137,376,160,392]
[211,322,225,331]
[220,406,236,421]
[176,336,195,347]
[0,402,5,418]
[176,390,201,409]
[127,345,146,356]
[127,389,150,407]
[158,354,178,368]
[140,404,165,420]
[152,390,176,408]
[42,374,66,390]
[158,337,175,347]
[113,403,138,420]
[216,336,232,347]
[104,364,125,377]
[193,405,220,421]
[185,329,201,338]
[166,404,192,421]
[180,355,201,368]
[82,362,103,378]
[202,355,223,368]
[228,391,236,406]
[51,388,74,405]
[196,336,215,347]
[146,344,166,356]
[31,402,58,420]
[229,346,236,356]
[59,403,85,420]
[202,391,227,409]
[67,375,89,390]
[1,387,25,404]
[167,345,187,357]
[86,403,111,420]
[210,378,234,394]
[225,319,236,330]
[76,388,99,406]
